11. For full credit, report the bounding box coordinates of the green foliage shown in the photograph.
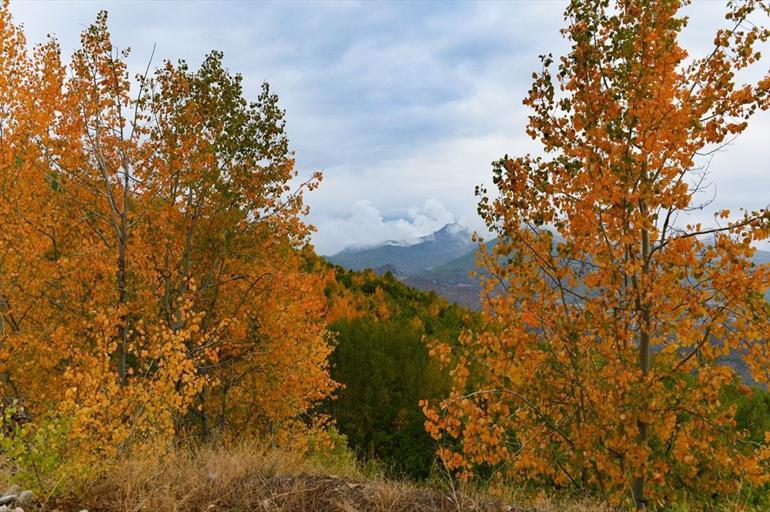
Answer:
[324,267,473,479]
[329,318,439,478]
[710,385,770,508]
[733,388,770,444]
[0,403,71,491]
[304,426,359,475]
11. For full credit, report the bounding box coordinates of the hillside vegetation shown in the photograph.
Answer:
[320,260,474,479]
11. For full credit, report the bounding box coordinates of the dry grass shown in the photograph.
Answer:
[33,444,615,512]
[4,443,766,511]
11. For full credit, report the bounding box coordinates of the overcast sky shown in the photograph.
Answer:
[10,1,770,255]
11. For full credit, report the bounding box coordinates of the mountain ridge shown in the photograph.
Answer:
[327,223,476,276]
[326,224,486,309]
[327,225,770,311]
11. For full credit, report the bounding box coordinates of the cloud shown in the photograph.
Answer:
[311,198,458,255]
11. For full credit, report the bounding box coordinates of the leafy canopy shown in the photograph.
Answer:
[425,0,770,508]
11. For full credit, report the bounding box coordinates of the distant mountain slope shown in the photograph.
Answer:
[422,238,498,285]
[401,273,483,311]
[420,247,478,286]
[754,249,770,265]
[327,224,475,275]
[414,242,770,309]
[399,239,498,310]
[327,227,770,311]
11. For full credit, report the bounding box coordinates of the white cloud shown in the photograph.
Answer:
[310,198,459,255]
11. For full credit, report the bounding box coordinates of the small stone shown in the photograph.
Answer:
[0,495,16,505]
[16,491,31,504]
[0,505,10,512]
[13,507,23,512]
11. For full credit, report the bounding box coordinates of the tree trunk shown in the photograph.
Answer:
[631,205,651,510]
[117,162,130,384]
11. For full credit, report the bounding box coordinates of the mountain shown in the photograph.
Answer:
[423,238,498,285]
[398,239,500,310]
[754,249,770,265]
[326,224,486,309]
[401,273,483,310]
[328,228,770,311]
[327,223,475,275]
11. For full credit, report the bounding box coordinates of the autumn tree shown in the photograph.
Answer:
[141,52,335,441]
[0,6,335,459]
[0,0,78,413]
[425,0,770,508]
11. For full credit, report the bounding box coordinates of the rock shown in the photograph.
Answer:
[0,495,16,505]
[13,507,23,512]
[16,491,31,504]
[0,505,10,512]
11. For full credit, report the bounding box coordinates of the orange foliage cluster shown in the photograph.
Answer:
[0,4,336,458]
[323,269,397,323]
[424,0,770,507]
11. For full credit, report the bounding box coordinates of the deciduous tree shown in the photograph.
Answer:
[0,5,335,458]
[425,0,770,507]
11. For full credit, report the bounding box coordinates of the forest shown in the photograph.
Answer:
[1,0,770,510]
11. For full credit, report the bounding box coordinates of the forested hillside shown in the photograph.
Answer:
[317,258,474,478]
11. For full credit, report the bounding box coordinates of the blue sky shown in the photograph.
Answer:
[10,1,770,254]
